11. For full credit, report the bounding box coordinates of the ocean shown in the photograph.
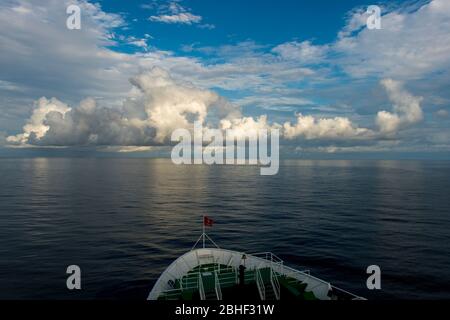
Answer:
[0,158,449,299]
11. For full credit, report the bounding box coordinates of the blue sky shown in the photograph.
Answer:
[99,0,367,51]
[0,0,449,158]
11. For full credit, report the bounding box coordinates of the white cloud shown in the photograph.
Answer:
[150,12,202,24]
[280,78,424,140]
[6,97,70,145]
[0,69,435,151]
[129,68,221,143]
[149,1,202,25]
[1,0,448,154]
[198,23,215,30]
[272,41,328,64]
[295,141,404,154]
[123,35,152,51]
[0,80,23,92]
[376,79,423,134]
[219,115,277,136]
[335,0,450,79]
[283,114,373,140]
[375,111,401,135]
[0,0,134,99]
[136,43,317,92]
[6,68,239,146]
[436,109,449,118]
[99,146,155,153]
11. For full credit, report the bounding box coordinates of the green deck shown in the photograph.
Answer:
[157,263,317,301]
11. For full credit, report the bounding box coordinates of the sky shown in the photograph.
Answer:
[0,0,449,158]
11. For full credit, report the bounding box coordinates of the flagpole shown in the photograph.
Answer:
[202,215,205,248]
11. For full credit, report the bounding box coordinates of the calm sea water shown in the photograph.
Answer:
[0,158,449,300]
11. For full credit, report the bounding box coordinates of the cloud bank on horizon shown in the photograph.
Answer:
[0,0,449,155]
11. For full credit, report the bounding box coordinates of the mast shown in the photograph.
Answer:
[202,215,205,248]
[191,215,216,250]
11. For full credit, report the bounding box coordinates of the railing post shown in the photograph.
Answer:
[215,271,222,300]
[198,273,205,300]
[255,268,266,300]
[270,268,280,300]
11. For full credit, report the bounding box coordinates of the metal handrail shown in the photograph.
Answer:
[214,271,222,300]
[198,273,205,300]
[301,270,310,274]
[281,265,364,300]
[331,285,366,300]
[251,252,284,264]
[283,265,330,286]
[181,274,199,290]
[255,268,266,300]
[218,271,237,286]
[270,268,280,300]
[159,288,183,300]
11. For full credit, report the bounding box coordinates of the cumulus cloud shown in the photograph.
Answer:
[283,114,373,140]
[275,78,423,141]
[6,97,70,145]
[215,112,373,142]
[5,70,429,148]
[7,96,154,146]
[376,79,423,134]
[1,0,448,154]
[219,115,278,137]
[129,68,221,143]
[6,68,240,146]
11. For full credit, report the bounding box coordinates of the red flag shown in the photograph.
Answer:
[203,216,214,227]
